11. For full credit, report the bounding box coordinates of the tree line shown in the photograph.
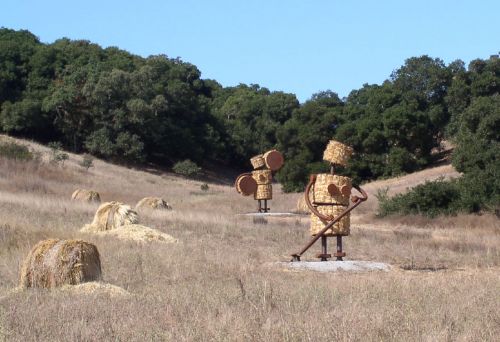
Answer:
[1,28,498,213]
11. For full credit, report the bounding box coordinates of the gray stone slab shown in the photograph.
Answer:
[282,260,391,273]
[238,212,303,217]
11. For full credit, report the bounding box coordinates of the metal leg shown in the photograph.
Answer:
[264,199,268,213]
[316,235,331,261]
[335,235,346,261]
[257,200,262,213]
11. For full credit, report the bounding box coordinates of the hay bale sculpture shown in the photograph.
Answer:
[235,149,284,213]
[136,197,172,210]
[71,189,101,203]
[291,140,368,262]
[19,239,101,289]
[82,201,139,232]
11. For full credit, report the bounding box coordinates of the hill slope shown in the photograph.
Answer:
[0,136,498,341]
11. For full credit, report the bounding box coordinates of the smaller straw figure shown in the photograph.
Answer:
[301,140,367,261]
[235,149,284,212]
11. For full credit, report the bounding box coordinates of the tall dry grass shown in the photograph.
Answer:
[0,135,498,341]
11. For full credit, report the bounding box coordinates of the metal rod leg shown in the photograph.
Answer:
[264,199,268,212]
[336,236,343,261]
[258,200,262,213]
[321,236,328,261]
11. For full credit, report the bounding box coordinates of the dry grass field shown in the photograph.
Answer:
[0,136,498,341]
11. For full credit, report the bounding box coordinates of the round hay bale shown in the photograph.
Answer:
[136,197,172,210]
[263,149,284,171]
[86,201,139,232]
[71,189,101,203]
[250,154,266,169]
[310,205,350,237]
[255,184,272,200]
[323,140,353,166]
[19,239,101,289]
[235,174,257,196]
[312,173,352,206]
[252,169,272,185]
[296,196,311,214]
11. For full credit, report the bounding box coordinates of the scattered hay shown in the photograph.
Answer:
[83,201,139,232]
[71,189,101,203]
[83,224,178,244]
[19,239,101,289]
[60,281,130,297]
[136,197,172,210]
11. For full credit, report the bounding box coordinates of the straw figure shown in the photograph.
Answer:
[82,201,139,232]
[235,149,284,213]
[71,189,101,203]
[136,197,172,210]
[292,140,368,261]
[19,239,101,289]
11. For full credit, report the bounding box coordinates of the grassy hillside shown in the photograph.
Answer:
[0,136,498,341]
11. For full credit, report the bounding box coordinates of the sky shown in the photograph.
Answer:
[1,0,499,102]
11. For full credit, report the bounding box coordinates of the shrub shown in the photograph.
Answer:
[0,141,34,161]
[48,142,69,166]
[377,178,462,218]
[200,183,209,192]
[172,160,201,177]
[79,154,94,171]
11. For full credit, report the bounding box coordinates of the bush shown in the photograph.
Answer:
[48,142,69,166]
[172,159,201,177]
[79,154,94,171]
[0,141,34,161]
[200,183,209,192]
[377,178,462,218]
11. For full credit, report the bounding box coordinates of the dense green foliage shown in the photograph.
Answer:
[378,57,499,216]
[377,179,462,218]
[172,159,201,177]
[0,28,498,215]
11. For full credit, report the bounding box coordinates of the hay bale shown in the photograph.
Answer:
[71,189,101,203]
[250,154,266,169]
[235,174,257,196]
[263,149,284,171]
[84,201,139,232]
[82,224,178,244]
[312,173,352,206]
[136,197,172,210]
[19,239,101,289]
[252,169,272,185]
[310,205,350,236]
[323,140,353,166]
[296,196,311,214]
[255,184,272,200]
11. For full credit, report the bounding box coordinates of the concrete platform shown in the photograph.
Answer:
[238,212,304,217]
[281,260,391,273]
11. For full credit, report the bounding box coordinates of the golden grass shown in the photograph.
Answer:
[0,135,498,341]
